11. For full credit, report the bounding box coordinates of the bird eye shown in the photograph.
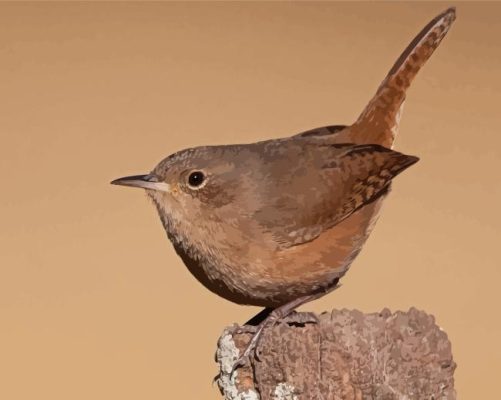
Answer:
[187,171,205,188]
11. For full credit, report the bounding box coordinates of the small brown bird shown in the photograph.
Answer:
[112,8,456,370]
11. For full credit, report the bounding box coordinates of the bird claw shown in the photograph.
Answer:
[229,354,249,381]
[228,329,263,380]
[254,346,263,362]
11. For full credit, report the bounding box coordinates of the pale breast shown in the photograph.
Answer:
[187,195,387,307]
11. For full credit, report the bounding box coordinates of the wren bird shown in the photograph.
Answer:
[112,8,456,371]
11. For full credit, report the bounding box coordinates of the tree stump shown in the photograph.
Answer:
[215,308,456,400]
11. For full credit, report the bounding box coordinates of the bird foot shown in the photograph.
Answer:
[228,288,341,379]
[283,310,320,325]
[229,324,268,379]
[229,354,250,380]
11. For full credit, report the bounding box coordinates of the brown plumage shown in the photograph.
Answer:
[111,7,456,370]
[135,141,417,307]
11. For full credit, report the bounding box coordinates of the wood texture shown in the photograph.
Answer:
[215,308,456,400]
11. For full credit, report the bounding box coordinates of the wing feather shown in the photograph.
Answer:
[254,142,418,248]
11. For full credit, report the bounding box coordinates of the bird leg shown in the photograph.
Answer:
[245,307,273,326]
[230,308,273,336]
[230,281,341,377]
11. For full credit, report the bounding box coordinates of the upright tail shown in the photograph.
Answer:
[341,7,456,148]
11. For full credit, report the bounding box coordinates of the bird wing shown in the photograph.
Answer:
[253,142,418,248]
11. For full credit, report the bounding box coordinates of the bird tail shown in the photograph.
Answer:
[343,7,456,148]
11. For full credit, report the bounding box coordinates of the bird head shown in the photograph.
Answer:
[111,145,258,235]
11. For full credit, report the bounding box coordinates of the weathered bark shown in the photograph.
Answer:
[215,308,455,400]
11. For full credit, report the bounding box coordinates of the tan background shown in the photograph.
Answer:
[1,2,499,399]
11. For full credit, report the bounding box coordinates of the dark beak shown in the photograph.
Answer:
[110,174,170,192]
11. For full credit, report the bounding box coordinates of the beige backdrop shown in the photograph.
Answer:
[1,2,499,399]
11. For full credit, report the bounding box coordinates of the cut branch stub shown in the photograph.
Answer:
[215,308,456,400]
